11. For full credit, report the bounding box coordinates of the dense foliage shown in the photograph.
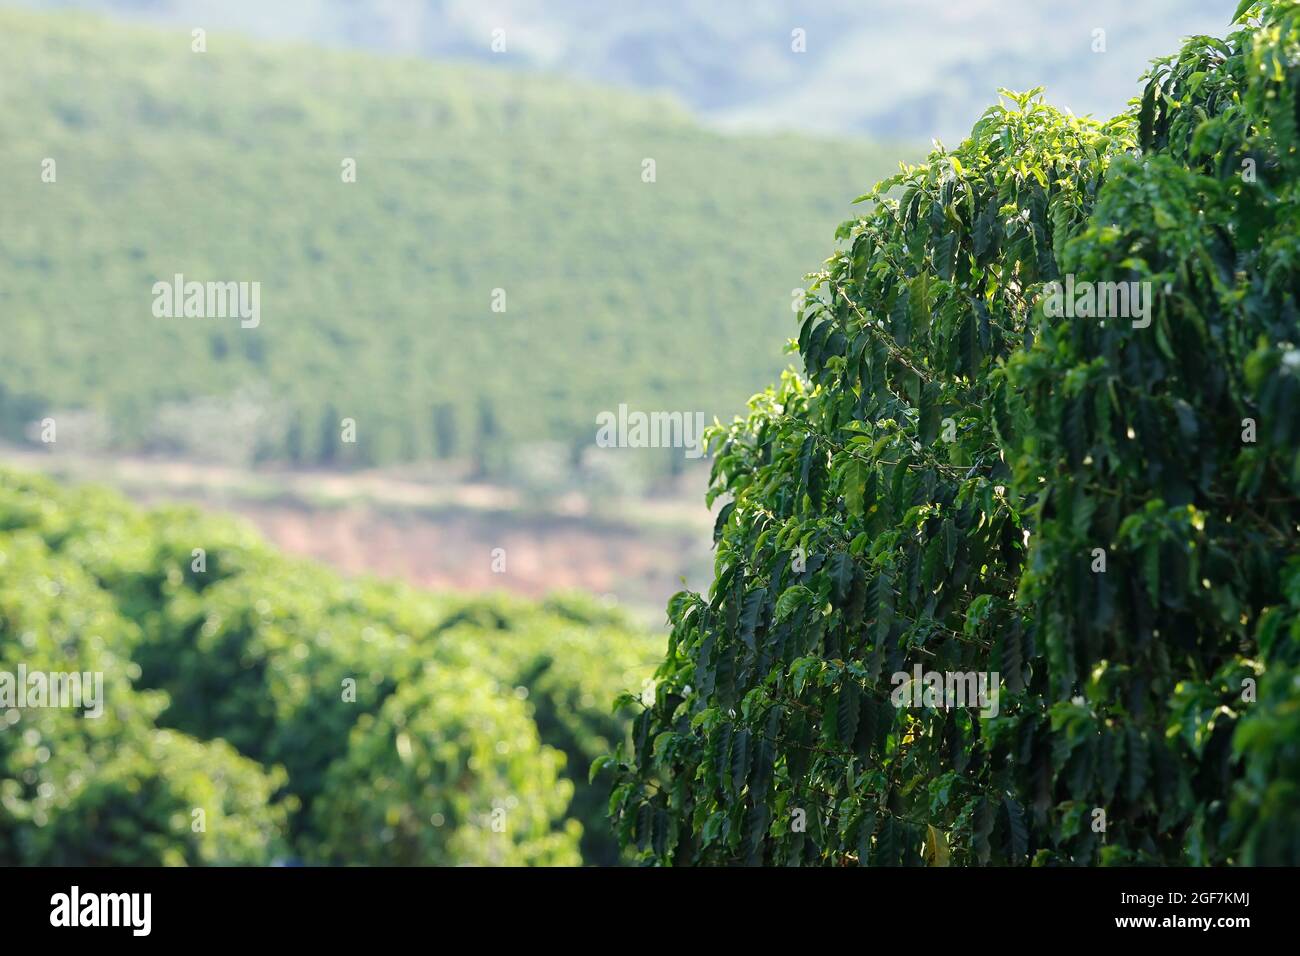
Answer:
[0,8,897,480]
[611,1,1300,865]
[0,469,660,864]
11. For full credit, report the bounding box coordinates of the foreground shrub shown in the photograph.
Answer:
[430,592,662,864]
[0,534,290,864]
[311,665,582,866]
[0,469,650,864]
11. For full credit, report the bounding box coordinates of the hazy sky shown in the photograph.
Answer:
[8,0,1234,141]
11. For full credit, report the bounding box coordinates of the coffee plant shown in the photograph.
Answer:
[610,0,1300,866]
[0,534,290,865]
[0,469,658,865]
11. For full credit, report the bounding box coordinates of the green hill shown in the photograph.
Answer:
[0,467,661,865]
[0,8,900,477]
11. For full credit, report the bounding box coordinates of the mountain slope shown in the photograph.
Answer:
[0,8,900,475]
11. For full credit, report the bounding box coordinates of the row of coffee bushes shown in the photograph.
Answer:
[0,468,660,864]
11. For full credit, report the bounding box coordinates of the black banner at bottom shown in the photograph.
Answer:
[0,865,1276,941]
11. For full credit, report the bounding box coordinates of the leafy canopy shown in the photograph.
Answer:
[611,1,1300,866]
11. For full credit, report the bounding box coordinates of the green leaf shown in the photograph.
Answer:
[713,500,736,544]
[842,458,870,516]
[909,272,933,337]
[739,586,767,651]
[1139,80,1158,151]
[1003,794,1029,862]
[828,550,856,604]
[588,754,614,785]
[837,680,862,747]
[926,824,951,867]
[732,729,752,794]
[745,802,770,865]
[775,584,815,623]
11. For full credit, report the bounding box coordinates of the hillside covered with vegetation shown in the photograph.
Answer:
[611,1,1300,865]
[0,8,898,479]
[0,468,661,865]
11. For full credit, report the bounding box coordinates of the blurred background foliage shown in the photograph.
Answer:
[0,468,662,864]
[0,7,901,482]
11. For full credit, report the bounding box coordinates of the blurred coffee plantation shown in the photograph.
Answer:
[0,468,661,864]
[0,8,900,481]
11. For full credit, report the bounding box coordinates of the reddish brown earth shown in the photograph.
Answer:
[3,446,715,622]
[232,500,710,615]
